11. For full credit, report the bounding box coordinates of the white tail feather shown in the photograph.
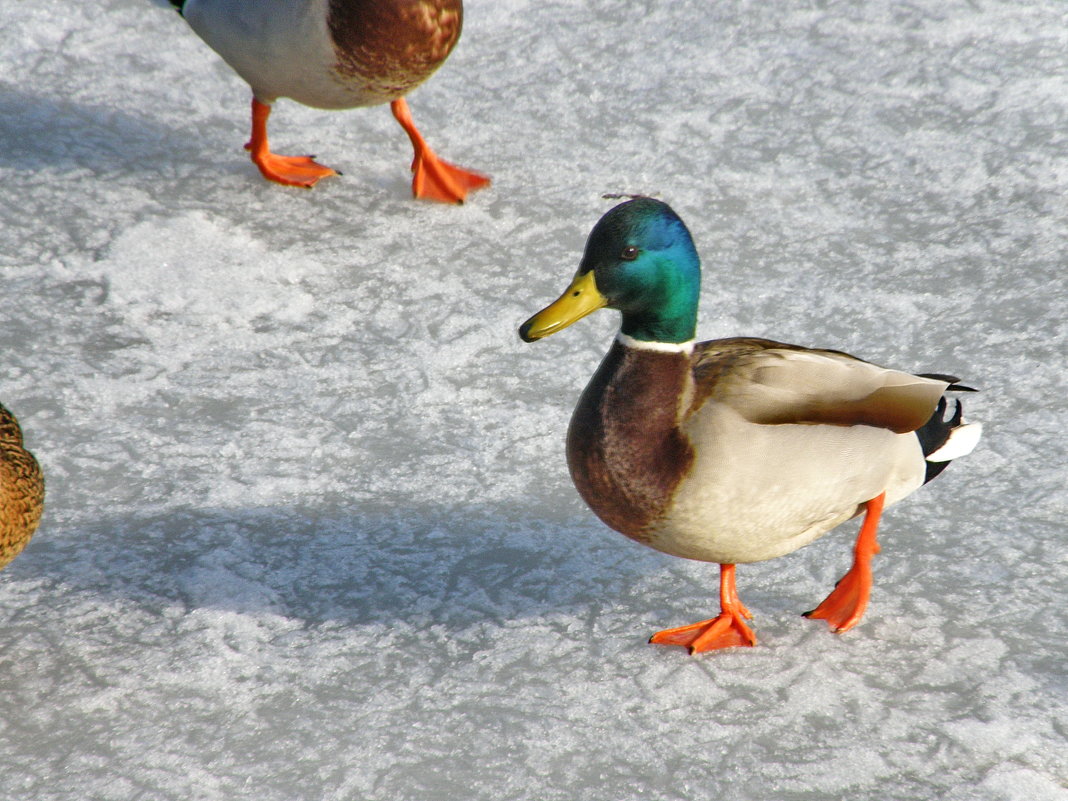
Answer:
[926,422,983,462]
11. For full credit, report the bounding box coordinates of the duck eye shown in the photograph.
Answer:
[620,245,639,261]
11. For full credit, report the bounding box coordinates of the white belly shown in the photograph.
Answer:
[647,409,926,564]
[184,0,388,108]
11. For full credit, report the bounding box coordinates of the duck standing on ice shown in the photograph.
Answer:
[520,197,982,654]
[170,0,490,201]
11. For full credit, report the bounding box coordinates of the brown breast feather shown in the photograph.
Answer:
[328,0,462,96]
[566,343,694,543]
[0,404,44,570]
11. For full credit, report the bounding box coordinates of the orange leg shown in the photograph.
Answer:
[244,98,338,188]
[649,563,757,654]
[804,492,886,633]
[390,98,490,203]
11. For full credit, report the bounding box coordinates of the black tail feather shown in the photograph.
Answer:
[916,396,965,484]
[918,373,978,392]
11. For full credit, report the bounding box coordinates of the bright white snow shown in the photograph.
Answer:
[1,0,1066,799]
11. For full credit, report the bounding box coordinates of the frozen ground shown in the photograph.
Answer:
[1,0,1066,798]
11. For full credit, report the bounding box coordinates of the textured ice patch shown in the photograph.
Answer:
[1,1,1066,800]
[104,211,321,334]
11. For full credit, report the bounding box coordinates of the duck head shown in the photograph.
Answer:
[519,198,701,345]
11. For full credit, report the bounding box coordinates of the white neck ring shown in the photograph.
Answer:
[616,332,695,354]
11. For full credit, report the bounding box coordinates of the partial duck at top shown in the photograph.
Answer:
[519,197,982,654]
[170,0,490,201]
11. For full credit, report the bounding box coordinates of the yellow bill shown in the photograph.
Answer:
[519,271,608,342]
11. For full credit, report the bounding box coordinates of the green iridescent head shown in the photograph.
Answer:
[519,198,702,344]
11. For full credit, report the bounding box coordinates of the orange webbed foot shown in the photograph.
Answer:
[391,98,489,204]
[803,564,873,633]
[244,97,338,188]
[649,609,756,654]
[409,149,491,204]
[649,564,757,654]
[246,147,339,189]
[804,492,886,633]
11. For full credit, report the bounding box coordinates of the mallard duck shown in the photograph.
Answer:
[519,197,982,654]
[171,0,490,200]
[0,402,44,571]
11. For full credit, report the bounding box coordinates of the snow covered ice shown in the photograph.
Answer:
[1,0,1066,799]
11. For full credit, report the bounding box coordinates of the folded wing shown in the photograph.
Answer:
[691,338,950,433]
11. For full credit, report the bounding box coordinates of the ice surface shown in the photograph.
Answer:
[1,0,1066,799]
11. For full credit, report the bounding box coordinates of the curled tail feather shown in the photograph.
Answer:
[916,394,982,483]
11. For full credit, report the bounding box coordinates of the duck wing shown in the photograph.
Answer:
[689,337,949,434]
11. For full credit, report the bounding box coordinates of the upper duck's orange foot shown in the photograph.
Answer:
[389,98,489,203]
[649,611,757,654]
[242,98,339,188]
[409,148,490,203]
[247,148,339,188]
